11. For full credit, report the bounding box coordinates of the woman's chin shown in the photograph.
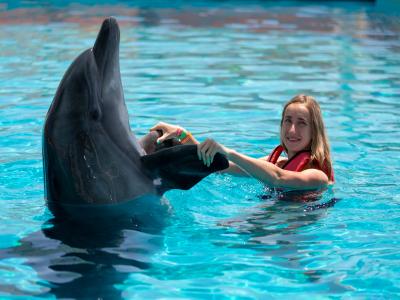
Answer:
[286,144,306,153]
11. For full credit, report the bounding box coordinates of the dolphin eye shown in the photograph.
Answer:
[90,109,101,121]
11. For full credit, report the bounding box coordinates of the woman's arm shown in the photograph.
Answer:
[198,138,329,190]
[219,157,273,177]
[227,150,329,189]
[149,123,253,176]
[219,161,249,176]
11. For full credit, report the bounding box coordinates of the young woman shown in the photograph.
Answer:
[150,95,334,190]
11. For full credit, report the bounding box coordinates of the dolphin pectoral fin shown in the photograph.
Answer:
[141,145,229,193]
[139,131,181,155]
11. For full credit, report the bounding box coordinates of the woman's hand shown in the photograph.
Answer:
[150,122,182,144]
[197,138,230,167]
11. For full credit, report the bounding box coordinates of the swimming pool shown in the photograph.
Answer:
[1,0,400,298]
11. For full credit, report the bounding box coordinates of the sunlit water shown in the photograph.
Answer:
[0,1,400,298]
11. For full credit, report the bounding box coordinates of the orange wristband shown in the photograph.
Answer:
[180,131,192,144]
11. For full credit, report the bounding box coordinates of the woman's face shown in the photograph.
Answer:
[281,103,312,156]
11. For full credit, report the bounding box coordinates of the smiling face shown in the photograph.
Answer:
[280,103,312,158]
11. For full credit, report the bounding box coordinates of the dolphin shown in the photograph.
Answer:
[42,17,228,221]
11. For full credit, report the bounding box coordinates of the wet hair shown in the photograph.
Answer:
[280,94,333,180]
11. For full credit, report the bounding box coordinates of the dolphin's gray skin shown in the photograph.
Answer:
[43,17,228,220]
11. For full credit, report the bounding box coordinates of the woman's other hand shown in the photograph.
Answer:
[197,138,230,167]
[150,122,182,144]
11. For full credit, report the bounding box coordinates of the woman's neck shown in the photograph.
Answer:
[287,149,310,160]
[287,151,295,160]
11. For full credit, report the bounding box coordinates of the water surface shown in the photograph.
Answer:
[0,1,400,298]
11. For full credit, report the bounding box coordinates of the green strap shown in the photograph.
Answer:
[178,130,187,141]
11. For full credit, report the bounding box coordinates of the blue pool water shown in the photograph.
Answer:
[1,1,400,298]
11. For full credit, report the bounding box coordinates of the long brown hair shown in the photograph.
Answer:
[280,94,333,180]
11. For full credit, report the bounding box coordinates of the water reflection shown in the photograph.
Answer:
[0,1,370,36]
[0,217,164,298]
[217,192,341,286]
[220,191,328,236]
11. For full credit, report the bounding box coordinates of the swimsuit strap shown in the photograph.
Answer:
[282,150,311,172]
[267,145,284,164]
[267,145,311,172]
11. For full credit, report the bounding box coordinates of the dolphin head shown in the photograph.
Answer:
[43,17,152,211]
[46,17,138,149]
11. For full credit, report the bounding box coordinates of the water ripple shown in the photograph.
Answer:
[1,1,400,299]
